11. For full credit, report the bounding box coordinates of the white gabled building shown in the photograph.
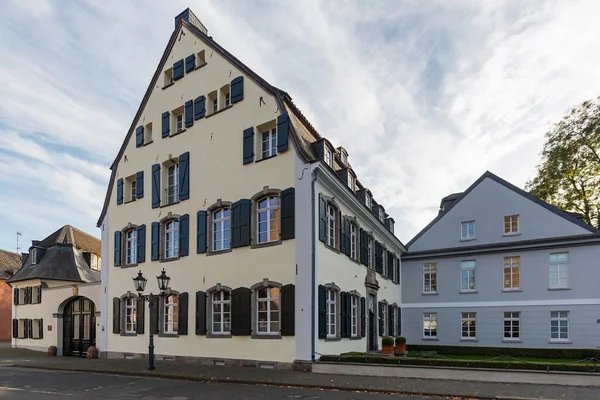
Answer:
[97,8,405,368]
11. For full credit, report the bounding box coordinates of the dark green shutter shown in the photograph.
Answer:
[113,297,121,334]
[178,292,189,335]
[27,319,32,338]
[13,288,18,305]
[136,224,146,263]
[136,171,144,199]
[375,242,383,274]
[196,210,207,254]
[318,284,326,338]
[276,113,289,153]
[116,178,123,205]
[231,199,251,248]
[395,258,400,284]
[195,291,206,335]
[151,222,159,261]
[387,251,394,278]
[280,188,295,240]
[37,286,42,304]
[281,284,295,336]
[340,292,347,338]
[12,319,18,338]
[231,287,251,335]
[360,297,366,338]
[378,302,383,337]
[318,194,327,243]
[340,217,347,255]
[135,126,144,147]
[397,308,402,336]
[184,100,194,128]
[242,127,254,164]
[149,295,159,334]
[178,151,190,200]
[185,54,196,73]
[194,96,205,119]
[179,214,189,257]
[114,231,121,267]
[388,305,394,336]
[359,229,367,266]
[161,111,170,138]
[136,296,145,334]
[39,319,43,339]
[230,76,244,103]
[151,164,160,208]
[173,59,184,80]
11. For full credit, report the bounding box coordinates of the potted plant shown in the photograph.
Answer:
[395,336,407,353]
[382,336,395,355]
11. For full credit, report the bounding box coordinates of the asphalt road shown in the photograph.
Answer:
[0,367,470,399]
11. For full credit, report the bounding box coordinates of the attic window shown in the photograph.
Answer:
[90,254,100,271]
[30,248,37,266]
[379,208,385,222]
[164,68,174,87]
[365,192,371,209]
[197,50,206,65]
[220,84,230,108]
[126,174,137,202]
[208,91,218,114]
[339,152,347,166]
[144,122,153,143]
[324,146,333,168]
[348,174,355,190]
[171,106,184,133]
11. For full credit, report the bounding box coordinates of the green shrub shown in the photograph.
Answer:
[395,336,406,344]
[404,345,600,360]
[382,336,395,346]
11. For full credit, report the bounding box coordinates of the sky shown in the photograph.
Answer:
[1,0,600,253]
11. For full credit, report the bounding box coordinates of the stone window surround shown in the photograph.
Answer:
[206,283,233,338]
[389,302,399,337]
[346,215,361,264]
[120,291,138,337]
[250,279,282,339]
[159,212,181,263]
[207,199,233,255]
[379,299,388,338]
[158,289,180,337]
[120,223,139,268]
[323,282,341,341]
[322,194,341,252]
[347,289,362,340]
[251,187,282,249]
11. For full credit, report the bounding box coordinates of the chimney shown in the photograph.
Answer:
[175,8,208,35]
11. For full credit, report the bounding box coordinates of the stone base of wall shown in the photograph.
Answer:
[12,344,47,353]
[100,351,308,370]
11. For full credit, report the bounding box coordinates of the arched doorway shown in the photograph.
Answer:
[62,296,96,357]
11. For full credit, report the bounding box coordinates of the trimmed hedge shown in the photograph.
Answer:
[405,345,600,360]
[319,354,598,373]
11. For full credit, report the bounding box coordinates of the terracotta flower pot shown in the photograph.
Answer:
[395,344,406,353]
[382,344,395,355]
[47,346,57,356]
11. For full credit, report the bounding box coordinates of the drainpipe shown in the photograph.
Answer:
[311,167,319,361]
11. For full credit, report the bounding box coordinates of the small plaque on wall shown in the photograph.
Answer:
[48,325,52,331]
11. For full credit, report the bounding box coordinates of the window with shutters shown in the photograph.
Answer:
[207,90,218,114]
[549,252,569,288]
[256,286,280,335]
[504,215,519,235]
[30,248,36,266]
[461,312,477,339]
[18,319,26,339]
[164,220,179,259]
[380,301,388,336]
[350,295,359,338]
[125,174,137,202]
[163,294,179,334]
[164,162,179,205]
[503,311,520,340]
[367,236,373,269]
[326,288,338,338]
[18,288,25,305]
[324,146,333,168]
[124,297,137,334]
[550,311,569,341]
[256,195,280,244]
[503,256,520,290]
[350,223,358,260]
[212,208,231,251]
[163,67,174,88]
[261,128,277,159]
[144,122,153,143]
[423,313,437,338]
[125,229,137,265]
[326,203,337,248]
[32,319,42,339]
[423,263,437,293]
[220,84,231,108]
[175,113,184,132]
[211,290,231,335]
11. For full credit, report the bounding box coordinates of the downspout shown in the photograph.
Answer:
[311,167,319,361]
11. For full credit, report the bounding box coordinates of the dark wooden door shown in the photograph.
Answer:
[63,297,96,357]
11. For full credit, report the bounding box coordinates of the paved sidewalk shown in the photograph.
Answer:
[1,349,600,399]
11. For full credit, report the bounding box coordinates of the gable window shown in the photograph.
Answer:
[207,90,218,114]
[261,128,277,159]
[504,215,519,234]
[350,295,359,338]
[423,313,437,338]
[350,223,357,260]
[124,297,137,334]
[220,84,231,108]
[423,263,437,293]
[256,286,280,335]
[503,257,520,290]
[163,294,178,334]
[503,311,520,340]
[549,252,568,288]
[460,260,476,291]
[257,196,280,244]
[163,67,173,87]
[367,236,373,269]
[550,311,569,341]
[461,312,477,338]
[144,122,153,143]
[326,203,337,248]
[166,163,179,204]
[324,146,332,168]
[164,220,179,259]
[30,248,37,266]
[326,288,338,338]
[125,229,137,265]
[126,175,137,202]
[197,50,206,65]
[213,208,231,251]
[90,254,100,271]
[212,290,231,335]
[461,221,475,240]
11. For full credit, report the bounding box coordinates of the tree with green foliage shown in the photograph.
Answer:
[526,96,600,228]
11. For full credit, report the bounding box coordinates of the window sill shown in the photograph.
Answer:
[160,201,180,209]
[206,104,233,119]
[162,82,174,90]
[143,140,154,147]
[502,339,522,343]
[502,288,522,292]
[206,248,232,257]
[459,290,478,294]
[206,333,232,339]
[349,336,362,341]
[502,232,521,237]
[421,292,439,296]
[548,287,571,291]
[324,244,340,254]
[251,333,282,340]
[194,62,207,71]
[158,333,179,338]
[460,238,476,242]
[120,263,139,269]
[160,257,180,263]
[422,337,439,341]
[255,154,277,163]
[170,128,186,138]
[124,199,137,204]
[251,240,282,250]
[549,340,572,344]
[459,338,479,342]
[120,332,137,337]
[324,337,341,342]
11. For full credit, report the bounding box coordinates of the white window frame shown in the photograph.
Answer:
[175,113,184,132]
[461,312,477,339]
[503,311,520,340]
[365,192,371,209]
[212,208,231,251]
[211,290,231,335]
[367,237,373,269]
[224,91,231,107]
[460,260,476,292]
[324,146,332,167]
[503,256,520,290]
[423,312,437,338]
[164,220,179,259]
[461,221,475,240]
[350,223,357,260]
[125,229,137,265]
[550,311,569,341]
[257,195,280,244]
[261,128,277,159]
[504,215,519,234]
[163,294,178,334]
[130,179,137,202]
[380,303,387,336]
[379,208,385,222]
[30,248,37,266]
[350,295,358,338]
[549,252,569,288]
[167,163,179,204]
[125,297,137,334]
[340,152,346,165]
[326,289,337,338]
[326,203,336,248]
[212,97,218,113]
[348,173,354,189]
[256,287,280,335]
[423,263,437,293]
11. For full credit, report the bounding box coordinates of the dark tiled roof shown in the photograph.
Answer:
[0,250,21,280]
[36,225,100,255]
[405,171,600,250]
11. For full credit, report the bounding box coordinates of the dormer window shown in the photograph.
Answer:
[30,248,37,266]
[348,173,355,190]
[324,147,332,168]
[340,152,347,166]
[379,208,385,222]
[365,192,371,209]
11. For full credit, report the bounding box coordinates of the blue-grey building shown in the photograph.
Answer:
[401,171,600,350]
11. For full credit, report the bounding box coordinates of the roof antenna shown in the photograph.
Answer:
[16,231,21,254]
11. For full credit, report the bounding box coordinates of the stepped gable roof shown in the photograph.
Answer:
[0,249,22,280]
